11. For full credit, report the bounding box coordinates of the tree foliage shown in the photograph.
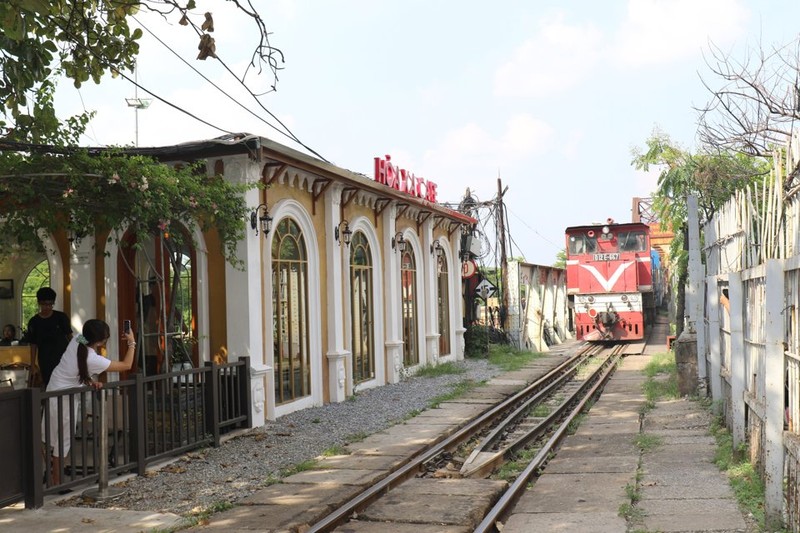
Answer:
[0,1,280,265]
[0,149,254,266]
[631,130,768,335]
[0,0,283,145]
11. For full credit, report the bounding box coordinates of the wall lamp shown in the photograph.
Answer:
[430,239,444,257]
[250,203,273,236]
[391,232,406,252]
[335,220,353,246]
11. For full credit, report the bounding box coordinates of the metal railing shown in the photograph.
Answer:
[1,357,251,509]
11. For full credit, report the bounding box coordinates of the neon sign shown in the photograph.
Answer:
[374,155,438,203]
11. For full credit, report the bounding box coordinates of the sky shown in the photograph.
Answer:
[54,0,800,265]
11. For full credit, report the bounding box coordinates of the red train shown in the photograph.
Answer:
[565,219,658,341]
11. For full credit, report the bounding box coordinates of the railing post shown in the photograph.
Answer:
[204,362,220,446]
[25,386,43,509]
[238,357,252,428]
[82,389,125,500]
[130,373,146,475]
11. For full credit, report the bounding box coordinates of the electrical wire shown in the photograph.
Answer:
[40,8,319,155]
[131,14,329,163]
[505,206,562,249]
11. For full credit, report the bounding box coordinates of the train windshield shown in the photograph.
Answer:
[617,230,647,252]
[568,234,597,255]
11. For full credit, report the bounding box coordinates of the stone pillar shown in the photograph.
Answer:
[423,219,439,365]
[69,237,96,332]
[686,195,707,381]
[453,237,466,361]
[223,157,269,426]
[674,331,698,396]
[325,184,349,402]
[383,205,403,383]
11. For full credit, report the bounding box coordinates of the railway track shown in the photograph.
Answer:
[306,343,624,532]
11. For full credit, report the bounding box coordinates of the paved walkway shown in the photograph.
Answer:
[503,328,750,532]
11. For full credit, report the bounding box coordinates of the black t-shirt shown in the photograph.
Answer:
[26,311,72,386]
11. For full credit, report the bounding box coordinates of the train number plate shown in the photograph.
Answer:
[593,253,620,261]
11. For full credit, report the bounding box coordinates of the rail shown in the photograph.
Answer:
[306,346,597,533]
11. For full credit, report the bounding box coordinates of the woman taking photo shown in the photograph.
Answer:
[44,319,135,486]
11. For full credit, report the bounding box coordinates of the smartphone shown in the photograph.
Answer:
[123,320,131,333]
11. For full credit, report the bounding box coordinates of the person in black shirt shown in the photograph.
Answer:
[25,287,72,387]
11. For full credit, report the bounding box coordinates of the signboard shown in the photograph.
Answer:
[461,259,477,279]
[475,279,497,299]
[374,154,438,202]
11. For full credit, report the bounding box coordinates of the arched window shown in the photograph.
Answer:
[117,229,198,376]
[349,232,374,383]
[21,259,50,328]
[272,218,311,404]
[400,247,419,366]
[436,254,451,356]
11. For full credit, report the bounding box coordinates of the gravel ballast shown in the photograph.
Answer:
[58,358,503,516]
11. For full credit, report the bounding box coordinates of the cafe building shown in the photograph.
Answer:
[0,134,476,428]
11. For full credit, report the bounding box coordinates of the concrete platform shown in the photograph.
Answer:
[502,511,627,532]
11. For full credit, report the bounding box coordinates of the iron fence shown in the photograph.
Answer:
[1,357,251,509]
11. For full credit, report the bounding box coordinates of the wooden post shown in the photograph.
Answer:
[497,178,508,330]
[707,277,722,408]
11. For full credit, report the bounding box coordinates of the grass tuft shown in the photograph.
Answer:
[414,361,467,378]
[634,433,662,453]
[487,345,543,372]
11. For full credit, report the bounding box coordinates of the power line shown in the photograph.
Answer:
[505,206,562,249]
[131,14,329,162]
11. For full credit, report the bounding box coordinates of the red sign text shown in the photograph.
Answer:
[374,155,438,203]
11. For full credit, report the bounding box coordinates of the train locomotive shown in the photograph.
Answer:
[565,219,657,342]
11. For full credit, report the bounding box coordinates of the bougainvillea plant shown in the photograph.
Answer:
[0,147,255,268]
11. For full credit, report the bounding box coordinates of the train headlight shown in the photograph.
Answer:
[587,296,595,303]
[602,225,610,235]
[621,295,628,302]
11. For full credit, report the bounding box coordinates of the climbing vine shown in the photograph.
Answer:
[0,148,255,267]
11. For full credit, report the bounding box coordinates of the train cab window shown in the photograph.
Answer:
[568,234,597,255]
[618,231,647,252]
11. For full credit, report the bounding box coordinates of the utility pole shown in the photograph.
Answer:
[497,177,509,330]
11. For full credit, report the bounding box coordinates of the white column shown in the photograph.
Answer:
[452,237,466,361]
[687,194,707,380]
[69,237,96,332]
[728,272,746,450]
[423,220,439,365]
[325,185,349,402]
[223,157,268,427]
[764,258,785,526]
[383,206,403,384]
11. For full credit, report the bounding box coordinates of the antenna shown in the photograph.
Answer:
[125,61,153,147]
